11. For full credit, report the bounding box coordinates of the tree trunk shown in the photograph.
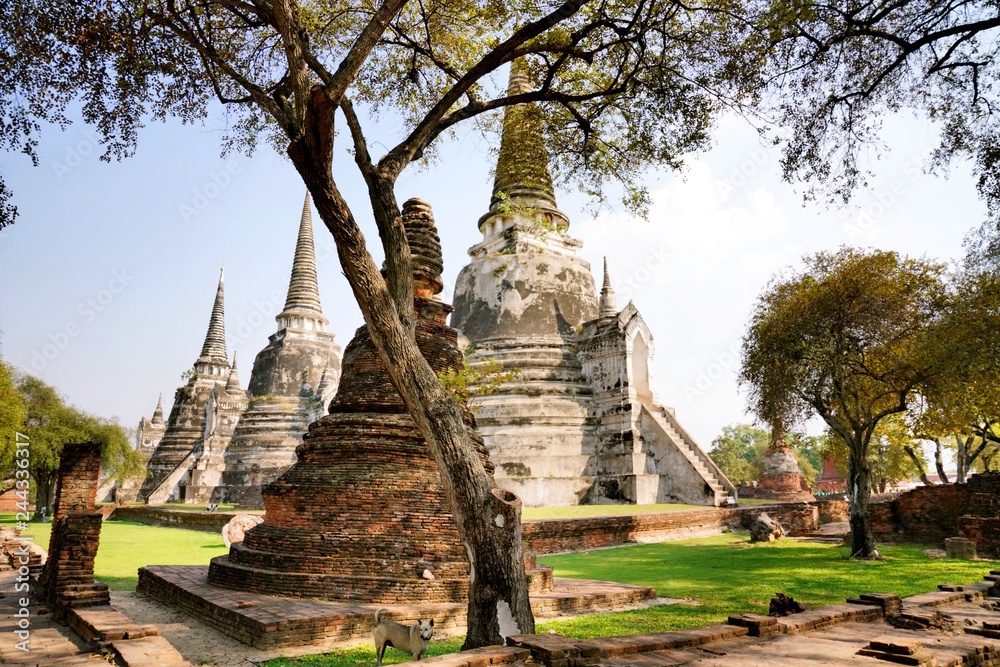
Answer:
[965,435,989,476]
[903,445,933,485]
[933,438,950,483]
[955,433,969,483]
[286,88,534,647]
[32,472,53,521]
[847,440,880,559]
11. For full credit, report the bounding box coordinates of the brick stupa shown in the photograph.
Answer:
[208,198,543,603]
[754,435,816,503]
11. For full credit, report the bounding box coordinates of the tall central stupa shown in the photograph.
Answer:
[451,60,736,507]
[215,195,341,505]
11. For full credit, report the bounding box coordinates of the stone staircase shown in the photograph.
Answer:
[143,449,199,504]
[642,404,737,505]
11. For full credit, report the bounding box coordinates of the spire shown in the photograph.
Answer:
[197,268,229,368]
[400,198,444,297]
[279,193,326,320]
[317,362,338,399]
[151,394,164,425]
[480,58,567,233]
[598,257,618,318]
[226,353,241,392]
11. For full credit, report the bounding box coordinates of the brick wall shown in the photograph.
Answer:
[107,506,239,532]
[868,483,971,545]
[866,473,1000,555]
[522,502,827,555]
[816,499,849,523]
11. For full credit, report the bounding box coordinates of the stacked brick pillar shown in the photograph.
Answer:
[38,441,111,620]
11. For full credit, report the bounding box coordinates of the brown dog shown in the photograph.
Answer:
[373,609,434,666]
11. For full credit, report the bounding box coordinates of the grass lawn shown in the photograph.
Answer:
[0,514,228,590]
[521,499,800,521]
[264,534,999,667]
[523,503,708,521]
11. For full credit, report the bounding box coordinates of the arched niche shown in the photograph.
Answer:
[630,331,653,407]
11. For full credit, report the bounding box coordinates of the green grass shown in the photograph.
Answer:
[0,513,228,590]
[522,503,708,520]
[264,534,998,667]
[90,521,229,589]
[521,500,797,521]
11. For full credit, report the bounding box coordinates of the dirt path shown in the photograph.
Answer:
[110,590,364,666]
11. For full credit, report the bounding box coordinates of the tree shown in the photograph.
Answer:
[758,2,1000,212]
[0,355,27,474]
[912,233,1000,480]
[709,424,770,486]
[16,375,142,520]
[0,0,767,645]
[739,247,949,559]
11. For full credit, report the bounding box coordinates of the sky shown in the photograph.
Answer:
[0,104,985,451]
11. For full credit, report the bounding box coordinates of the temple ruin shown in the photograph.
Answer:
[451,61,736,507]
[138,196,340,504]
[215,195,341,505]
[138,269,247,504]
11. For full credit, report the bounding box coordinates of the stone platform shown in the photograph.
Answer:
[137,565,657,649]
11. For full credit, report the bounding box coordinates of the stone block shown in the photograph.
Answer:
[945,537,978,560]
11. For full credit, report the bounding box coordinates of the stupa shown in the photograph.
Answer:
[451,60,736,507]
[752,433,816,502]
[207,198,546,602]
[139,270,247,503]
[215,194,342,505]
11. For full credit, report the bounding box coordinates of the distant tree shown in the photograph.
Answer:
[917,262,1000,472]
[740,248,949,559]
[868,416,926,493]
[16,375,143,520]
[0,356,26,471]
[709,424,770,486]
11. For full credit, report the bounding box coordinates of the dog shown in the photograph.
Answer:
[373,609,434,666]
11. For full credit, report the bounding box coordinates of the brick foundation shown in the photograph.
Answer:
[140,565,655,649]
[521,501,830,555]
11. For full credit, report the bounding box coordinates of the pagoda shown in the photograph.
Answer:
[451,60,736,507]
[139,270,247,503]
[215,194,342,505]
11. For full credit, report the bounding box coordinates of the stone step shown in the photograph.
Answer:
[111,635,192,667]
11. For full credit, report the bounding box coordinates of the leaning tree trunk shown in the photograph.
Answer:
[847,441,880,559]
[933,438,950,483]
[287,87,535,647]
[903,445,933,485]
